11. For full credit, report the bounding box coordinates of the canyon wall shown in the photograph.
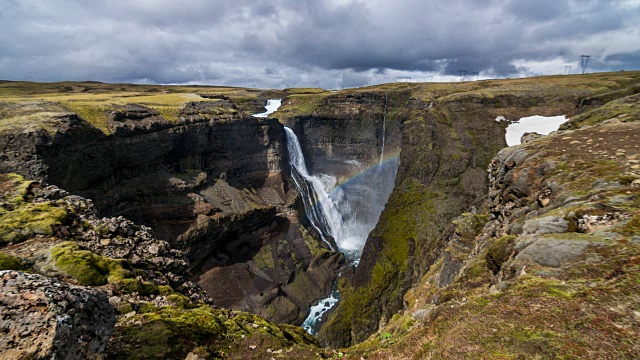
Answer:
[282,75,640,346]
[0,94,341,324]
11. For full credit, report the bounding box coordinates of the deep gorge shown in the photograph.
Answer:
[1,72,640,358]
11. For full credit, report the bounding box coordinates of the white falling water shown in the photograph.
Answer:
[380,93,387,165]
[253,99,282,118]
[285,127,383,258]
[286,125,398,334]
[285,127,342,251]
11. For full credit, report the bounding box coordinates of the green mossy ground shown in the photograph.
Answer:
[0,81,282,134]
[0,174,68,244]
[50,241,161,296]
[51,241,128,286]
[0,251,26,271]
[108,305,321,360]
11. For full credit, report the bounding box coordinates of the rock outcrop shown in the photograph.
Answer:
[0,270,116,360]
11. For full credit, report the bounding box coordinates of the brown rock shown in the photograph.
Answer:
[0,271,115,360]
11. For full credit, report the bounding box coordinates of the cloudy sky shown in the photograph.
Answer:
[1,0,639,89]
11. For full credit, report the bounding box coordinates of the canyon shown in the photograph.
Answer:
[1,71,639,359]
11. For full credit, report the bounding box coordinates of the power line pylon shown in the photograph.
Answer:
[459,70,467,81]
[580,55,590,74]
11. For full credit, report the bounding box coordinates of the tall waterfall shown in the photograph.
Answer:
[256,99,399,334]
[285,127,341,251]
[380,92,387,165]
[286,125,399,334]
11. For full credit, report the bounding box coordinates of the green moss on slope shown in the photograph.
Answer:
[0,173,68,244]
[0,252,26,271]
[50,241,129,286]
[108,306,320,360]
[50,242,159,295]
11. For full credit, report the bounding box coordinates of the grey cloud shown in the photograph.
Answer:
[0,0,638,88]
[506,0,569,21]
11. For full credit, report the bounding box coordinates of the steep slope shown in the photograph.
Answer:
[0,174,323,359]
[338,89,640,358]
[273,72,640,346]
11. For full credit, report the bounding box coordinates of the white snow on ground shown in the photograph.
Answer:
[504,115,568,146]
[252,99,282,118]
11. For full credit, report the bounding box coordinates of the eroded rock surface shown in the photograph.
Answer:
[0,271,115,360]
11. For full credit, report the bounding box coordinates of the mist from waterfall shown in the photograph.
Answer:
[285,127,398,260]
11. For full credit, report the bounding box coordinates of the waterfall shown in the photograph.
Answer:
[285,127,341,251]
[255,99,399,335]
[380,92,387,165]
[286,125,399,334]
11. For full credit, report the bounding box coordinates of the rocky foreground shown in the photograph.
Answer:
[0,72,639,359]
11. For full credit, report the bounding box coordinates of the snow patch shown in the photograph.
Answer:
[505,115,568,146]
[253,99,282,118]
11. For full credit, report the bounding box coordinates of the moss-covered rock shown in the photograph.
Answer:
[50,241,160,296]
[486,235,516,274]
[453,212,491,239]
[107,306,321,360]
[0,252,25,271]
[50,241,129,286]
[0,173,68,244]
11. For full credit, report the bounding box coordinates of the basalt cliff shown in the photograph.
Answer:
[1,71,639,359]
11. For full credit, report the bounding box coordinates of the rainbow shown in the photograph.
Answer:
[328,150,401,195]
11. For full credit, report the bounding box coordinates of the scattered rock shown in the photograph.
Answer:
[537,188,552,207]
[411,308,432,322]
[185,352,206,360]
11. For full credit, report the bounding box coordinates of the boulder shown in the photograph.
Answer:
[522,216,569,235]
[514,238,590,268]
[521,132,543,144]
[0,271,115,359]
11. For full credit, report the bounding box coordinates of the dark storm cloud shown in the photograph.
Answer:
[0,0,639,88]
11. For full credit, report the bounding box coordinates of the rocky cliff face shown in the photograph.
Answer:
[284,74,640,347]
[348,88,640,358]
[0,172,325,359]
[0,86,341,325]
[284,91,403,251]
